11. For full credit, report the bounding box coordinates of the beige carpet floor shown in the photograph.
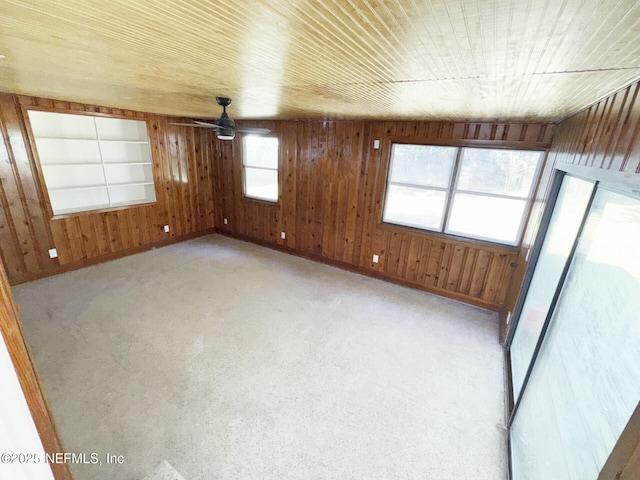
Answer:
[142,461,185,480]
[14,234,506,480]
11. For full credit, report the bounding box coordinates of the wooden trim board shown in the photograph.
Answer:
[598,402,640,479]
[218,229,503,311]
[0,260,73,480]
[10,228,216,286]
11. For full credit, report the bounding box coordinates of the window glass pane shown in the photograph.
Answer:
[383,185,446,230]
[457,148,542,197]
[447,193,526,244]
[510,176,594,400]
[511,188,640,480]
[389,144,456,188]
[244,136,278,169]
[245,167,278,202]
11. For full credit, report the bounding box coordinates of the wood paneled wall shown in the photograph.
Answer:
[0,93,215,284]
[501,80,640,341]
[212,120,553,310]
[0,89,556,313]
[551,81,640,173]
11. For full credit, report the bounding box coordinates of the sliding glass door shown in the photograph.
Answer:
[510,186,640,479]
[509,175,594,401]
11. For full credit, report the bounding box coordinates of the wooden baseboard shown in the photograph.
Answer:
[216,229,501,312]
[10,228,216,286]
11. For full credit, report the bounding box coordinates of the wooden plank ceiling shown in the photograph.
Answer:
[1,0,640,122]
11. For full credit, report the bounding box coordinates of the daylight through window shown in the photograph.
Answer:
[383,144,544,245]
[243,135,279,203]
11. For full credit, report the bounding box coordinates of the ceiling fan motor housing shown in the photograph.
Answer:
[215,113,235,140]
[216,125,235,140]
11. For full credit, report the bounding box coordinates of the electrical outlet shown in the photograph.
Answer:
[372,254,379,263]
[281,231,286,239]
[224,218,228,225]
[48,248,58,259]
[164,225,170,233]
[373,139,380,149]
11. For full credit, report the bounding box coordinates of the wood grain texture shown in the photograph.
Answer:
[599,402,640,480]
[0,258,72,479]
[213,119,553,310]
[0,93,216,284]
[501,79,640,342]
[2,1,640,122]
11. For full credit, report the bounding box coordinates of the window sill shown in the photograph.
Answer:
[379,221,519,253]
[242,196,279,207]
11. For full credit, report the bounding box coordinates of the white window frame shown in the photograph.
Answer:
[383,143,545,246]
[242,135,279,203]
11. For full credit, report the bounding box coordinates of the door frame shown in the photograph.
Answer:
[504,170,596,419]
[505,163,640,479]
[0,261,73,480]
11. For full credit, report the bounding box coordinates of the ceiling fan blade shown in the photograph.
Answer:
[235,126,271,135]
[194,120,222,127]
[168,122,218,129]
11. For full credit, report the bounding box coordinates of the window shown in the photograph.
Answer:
[383,144,543,245]
[243,135,279,202]
[383,144,457,231]
[28,111,156,215]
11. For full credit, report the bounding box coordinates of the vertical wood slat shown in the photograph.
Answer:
[610,84,640,172]
[5,97,55,267]
[0,94,55,280]
[458,249,477,296]
[0,95,216,285]
[0,182,27,277]
[415,239,432,286]
[0,102,29,278]
[343,123,362,263]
